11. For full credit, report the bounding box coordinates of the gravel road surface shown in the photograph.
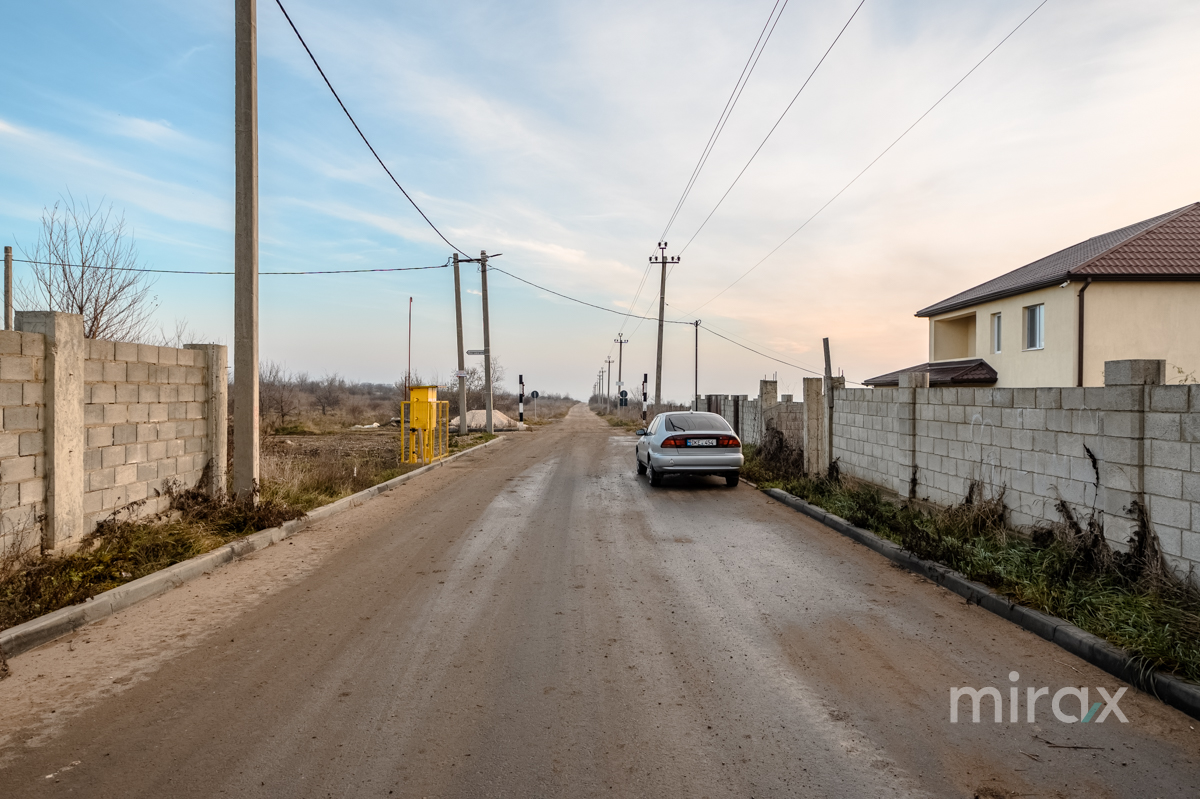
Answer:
[1,405,1197,798]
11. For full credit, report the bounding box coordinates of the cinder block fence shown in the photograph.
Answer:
[702,360,1200,580]
[0,312,226,555]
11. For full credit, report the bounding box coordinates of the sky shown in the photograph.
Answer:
[2,0,1198,402]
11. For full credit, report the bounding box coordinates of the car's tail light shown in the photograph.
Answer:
[660,435,741,448]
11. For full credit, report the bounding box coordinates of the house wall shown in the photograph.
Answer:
[928,284,1077,388]
[1083,282,1200,387]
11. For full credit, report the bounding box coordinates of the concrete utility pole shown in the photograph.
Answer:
[650,241,679,406]
[693,320,701,411]
[4,246,12,330]
[233,0,259,499]
[406,296,413,401]
[823,337,834,473]
[452,253,467,435]
[614,336,628,407]
[480,250,494,434]
[605,356,614,411]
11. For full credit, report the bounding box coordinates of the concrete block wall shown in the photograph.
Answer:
[0,312,227,554]
[83,340,211,533]
[0,330,46,555]
[830,364,1200,578]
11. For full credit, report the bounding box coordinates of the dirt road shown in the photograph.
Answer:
[1,405,1197,797]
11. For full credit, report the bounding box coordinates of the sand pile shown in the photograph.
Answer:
[449,409,527,431]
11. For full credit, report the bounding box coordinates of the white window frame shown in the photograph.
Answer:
[1024,304,1044,351]
[991,312,1002,354]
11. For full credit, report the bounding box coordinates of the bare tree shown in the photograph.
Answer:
[17,194,159,341]
[313,373,345,415]
[259,360,299,429]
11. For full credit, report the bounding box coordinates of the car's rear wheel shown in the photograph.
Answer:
[648,464,662,487]
[725,472,740,488]
[636,456,646,475]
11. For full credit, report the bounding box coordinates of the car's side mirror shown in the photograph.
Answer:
[635,429,647,437]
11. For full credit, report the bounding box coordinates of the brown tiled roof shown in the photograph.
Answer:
[917,202,1200,317]
[864,358,998,388]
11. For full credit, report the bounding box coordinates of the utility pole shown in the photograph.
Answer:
[480,250,494,434]
[614,336,628,408]
[406,295,413,401]
[605,356,614,412]
[452,253,467,435]
[233,0,259,499]
[3,246,12,330]
[650,241,679,407]
[693,320,701,411]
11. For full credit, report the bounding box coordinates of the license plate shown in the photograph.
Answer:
[686,438,717,447]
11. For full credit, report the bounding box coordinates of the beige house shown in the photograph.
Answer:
[867,202,1200,388]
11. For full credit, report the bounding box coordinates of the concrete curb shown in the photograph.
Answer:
[762,486,1200,722]
[0,436,504,660]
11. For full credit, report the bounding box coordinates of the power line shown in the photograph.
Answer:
[700,324,864,385]
[273,0,469,256]
[659,0,790,242]
[488,266,690,325]
[12,258,451,275]
[676,0,868,257]
[680,0,1052,318]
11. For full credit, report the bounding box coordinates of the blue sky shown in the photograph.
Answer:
[3,0,1198,400]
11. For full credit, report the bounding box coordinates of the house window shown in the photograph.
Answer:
[991,313,1002,354]
[1024,304,1044,350]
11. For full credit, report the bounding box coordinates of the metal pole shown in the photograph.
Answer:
[407,295,412,401]
[453,253,467,434]
[233,0,259,499]
[642,373,648,424]
[480,250,494,434]
[3,246,12,331]
[694,320,700,411]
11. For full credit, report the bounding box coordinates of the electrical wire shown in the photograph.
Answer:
[619,0,789,351]
[487,266,691,325]
[659,0,790,242]
[11,258,451,275]
[273,0,469,256]
[678,0,1052,319]
[676,0,867,257]
[701,324,864,385]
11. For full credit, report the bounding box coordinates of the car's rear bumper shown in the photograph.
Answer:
[648,451,744,474]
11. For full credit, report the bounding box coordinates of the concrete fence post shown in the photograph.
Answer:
[15,311,84,552]
[187,344,229,496]
[803,377,825,475]
[1100,359,1164,543]
[898,371,928,498]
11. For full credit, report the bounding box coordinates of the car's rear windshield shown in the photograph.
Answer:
[664,413,732,433]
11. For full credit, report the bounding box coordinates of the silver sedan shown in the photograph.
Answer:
[635,411,743,487]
